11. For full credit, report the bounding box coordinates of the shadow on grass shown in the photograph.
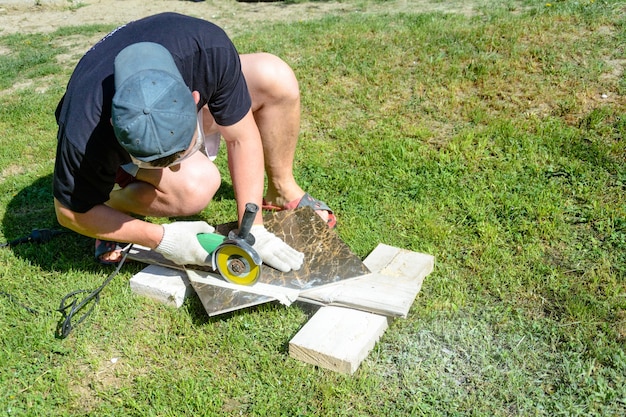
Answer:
[181,294,296,346]
[182,294,320,353]
[0,174,96,273]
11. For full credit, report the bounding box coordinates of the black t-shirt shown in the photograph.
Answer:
[53,13,251,213]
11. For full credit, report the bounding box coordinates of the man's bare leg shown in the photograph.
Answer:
[239,53,330,223]
[107,152,220,217]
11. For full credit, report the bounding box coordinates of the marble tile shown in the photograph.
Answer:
[130,207,370,316]
[193,207,370,315]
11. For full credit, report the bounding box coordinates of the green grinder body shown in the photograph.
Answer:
[197,233,227,254]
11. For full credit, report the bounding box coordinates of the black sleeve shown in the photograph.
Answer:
[207,46,251,127]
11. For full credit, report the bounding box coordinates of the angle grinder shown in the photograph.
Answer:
[196,202,262,286]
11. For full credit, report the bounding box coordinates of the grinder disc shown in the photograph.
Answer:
[214,244,261,286]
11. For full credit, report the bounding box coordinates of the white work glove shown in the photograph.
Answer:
[155,221,215,266]
[250,225,304,272]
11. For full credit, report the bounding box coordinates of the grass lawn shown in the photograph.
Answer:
[0,0,624,415]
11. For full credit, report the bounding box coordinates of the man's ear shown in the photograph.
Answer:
[192,91,201,105]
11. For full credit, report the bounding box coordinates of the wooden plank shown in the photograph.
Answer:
[362,243,401,274]
[298,272,418,318]
[289,306,389,374]
[364,243,434,279]
[298,246,434,318]
[129,265,192,308]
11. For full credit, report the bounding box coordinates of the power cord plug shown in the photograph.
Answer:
[0,228,66,248]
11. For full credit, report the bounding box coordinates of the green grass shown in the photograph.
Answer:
[1,0,625,415]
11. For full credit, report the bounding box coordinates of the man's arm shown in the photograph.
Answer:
[218,110,266,225]
[54,198,164,249]
[55,198,216,266]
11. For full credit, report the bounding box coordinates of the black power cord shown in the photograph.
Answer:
[1,229,132,339]
[0,228,66,248]
[55,244,133,339]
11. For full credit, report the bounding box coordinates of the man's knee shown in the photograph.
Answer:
[262,54,299,98]
[241,53,300,105]
[141,159,221,216]
[176,162,221,215]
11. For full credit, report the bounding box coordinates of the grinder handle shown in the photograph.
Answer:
[238,202,259,240]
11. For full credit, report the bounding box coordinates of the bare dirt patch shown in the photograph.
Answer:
[0,0,478,37]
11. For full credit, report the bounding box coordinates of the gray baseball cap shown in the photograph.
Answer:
[112,42,197,162]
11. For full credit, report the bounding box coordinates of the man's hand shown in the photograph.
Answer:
[250,225,304,272]
[155,221,215,265]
